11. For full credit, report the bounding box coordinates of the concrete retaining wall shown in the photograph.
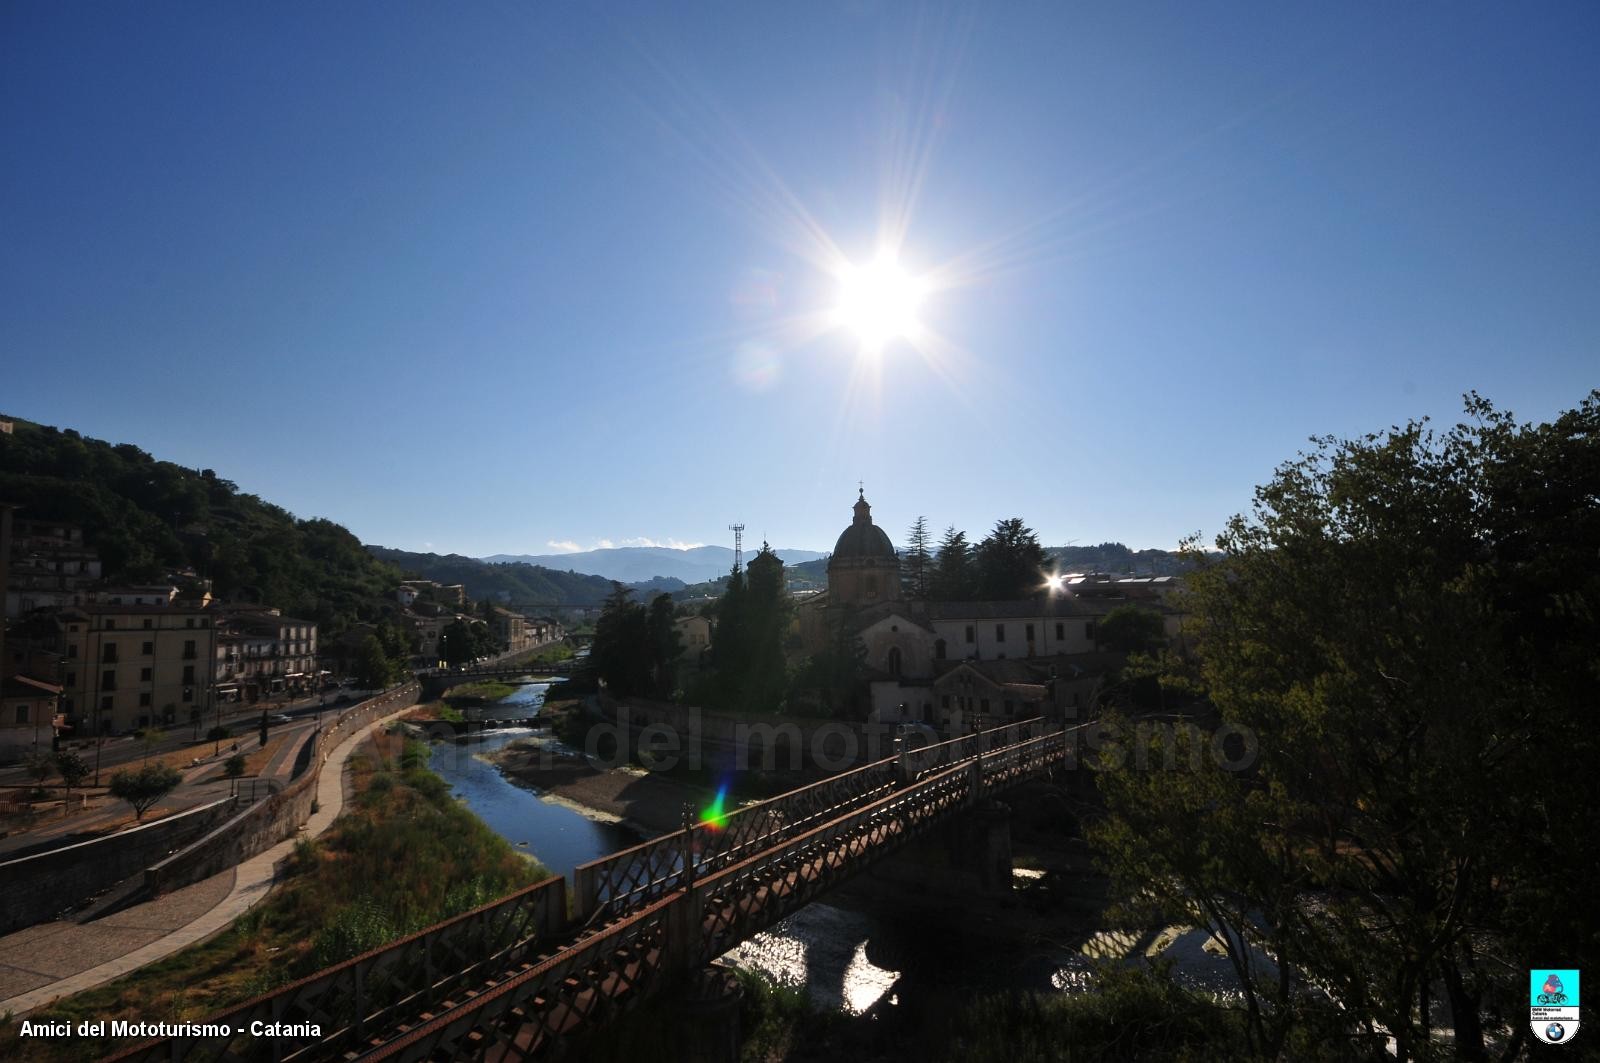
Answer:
[143,683,419,896]
[0,797,235,935]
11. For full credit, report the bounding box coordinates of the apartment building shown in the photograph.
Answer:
[57,602,218,734]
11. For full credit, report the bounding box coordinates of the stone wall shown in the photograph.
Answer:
[143,683,419,896]
[0,797,235,935]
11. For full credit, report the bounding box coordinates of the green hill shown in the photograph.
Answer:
[365,547,622,611]
[0,414,402,638]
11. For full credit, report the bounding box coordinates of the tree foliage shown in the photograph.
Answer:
[591,585,681,700]
[1094,604,1167,655]
[974,517,1047,599]
[109,763,182,820]
[929,526,975,601]
[1089,391,1600,1061]
[904,516,932,598]
[439,619,496,668]
[53,750,89,803]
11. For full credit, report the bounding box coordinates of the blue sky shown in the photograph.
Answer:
[4,2,1596,558]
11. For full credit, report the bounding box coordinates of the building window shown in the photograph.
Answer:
[934,639,946,660]
[143,618,153,629]
[941,694,950,709]
[105,619,117,630]
[102,644,118,663]
[965,625,975,643]
[182,665,195,685]
[182,688,194,703]
[67,644,78,659]
[101,695,114,712]
[979,698,990,713]
[1055,622,1065,641]
[1025,624,1035,642]
[15,705,27,724]
[102,670,116,690]
[183,640,196,660]
[140,667,152,681]
[1086,621,1097,640]
[186,617,195,629]
[995,624,1006,643]
[65,672,76,688]
[886,647,902,678]
[142,641,154,655]
[139,692,152,707]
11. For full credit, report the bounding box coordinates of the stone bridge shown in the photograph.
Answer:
[109,717,1089,1063]
[416,659,577,699]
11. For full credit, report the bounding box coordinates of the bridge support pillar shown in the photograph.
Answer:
[951,799,1013,895]
[676,965,744,1063]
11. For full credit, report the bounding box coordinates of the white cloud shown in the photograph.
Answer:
[543,537,707,554]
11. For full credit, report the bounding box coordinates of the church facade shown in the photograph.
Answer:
[799,489,1184,732]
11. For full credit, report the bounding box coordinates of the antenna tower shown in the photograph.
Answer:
[729,523,746,572]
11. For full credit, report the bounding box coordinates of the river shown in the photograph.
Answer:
[426,677,912,1012]
[427,679,1247,1013]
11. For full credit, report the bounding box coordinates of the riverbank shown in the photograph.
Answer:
[1,726,548,1063]
[482,735,703,836]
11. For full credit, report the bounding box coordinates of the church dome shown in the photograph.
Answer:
[831,490,896,560]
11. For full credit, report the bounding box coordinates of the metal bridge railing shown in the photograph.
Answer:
[570,716,1050,925]
[107,877,568,1063]
[346,729,1070,1063]
[114,717,1087,1063]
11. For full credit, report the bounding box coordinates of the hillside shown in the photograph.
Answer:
[366,547,639,611]
[481,544,826,584]
[1046,542,1197,575]
[0,414,402,637]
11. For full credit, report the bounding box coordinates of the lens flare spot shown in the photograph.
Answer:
[699,783,730,830]
[733,342,781,391]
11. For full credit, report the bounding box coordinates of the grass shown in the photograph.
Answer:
[2,728,548,1063]
[446,680,517,702]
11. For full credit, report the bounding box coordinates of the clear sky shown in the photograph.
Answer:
[4,3,1596,558]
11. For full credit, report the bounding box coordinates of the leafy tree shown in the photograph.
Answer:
[1094,604,1167,654]
[974,517,1046,599]
[224,753,246,796]
[354,634,395,688]
[109,763,183,821]
[1090,392,1600,1061]
[929,526,975,601]
[53,750,89,813]
[140,725,166,766]
[788,605,868,717]
[904,516,932,598]
[591,583,652,697]
[646,593,682,699]
[25,751,55,796]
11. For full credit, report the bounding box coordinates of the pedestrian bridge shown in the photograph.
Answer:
[110,717,1085,1062]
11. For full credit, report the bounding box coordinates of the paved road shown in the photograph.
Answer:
[0,687,381,785]
[0,703,344,860]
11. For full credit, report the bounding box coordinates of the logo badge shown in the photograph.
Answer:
[1531,969,1580,1045]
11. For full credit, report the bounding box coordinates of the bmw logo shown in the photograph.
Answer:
[1547,1022,1566,1041]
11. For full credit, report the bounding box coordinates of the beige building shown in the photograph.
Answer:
[58,603,218,734]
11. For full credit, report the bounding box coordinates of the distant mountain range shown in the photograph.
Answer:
[481,545,827,584]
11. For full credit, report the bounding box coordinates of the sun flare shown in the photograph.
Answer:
[832,253,928,352]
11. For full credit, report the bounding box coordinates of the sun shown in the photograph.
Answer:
[832,253,928,352]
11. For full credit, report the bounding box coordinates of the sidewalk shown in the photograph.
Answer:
[0,705,410,1017]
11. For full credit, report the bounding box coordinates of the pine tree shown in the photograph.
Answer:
[929,526,974,600]
[975,517,1047,599]
[904,516,931,598]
